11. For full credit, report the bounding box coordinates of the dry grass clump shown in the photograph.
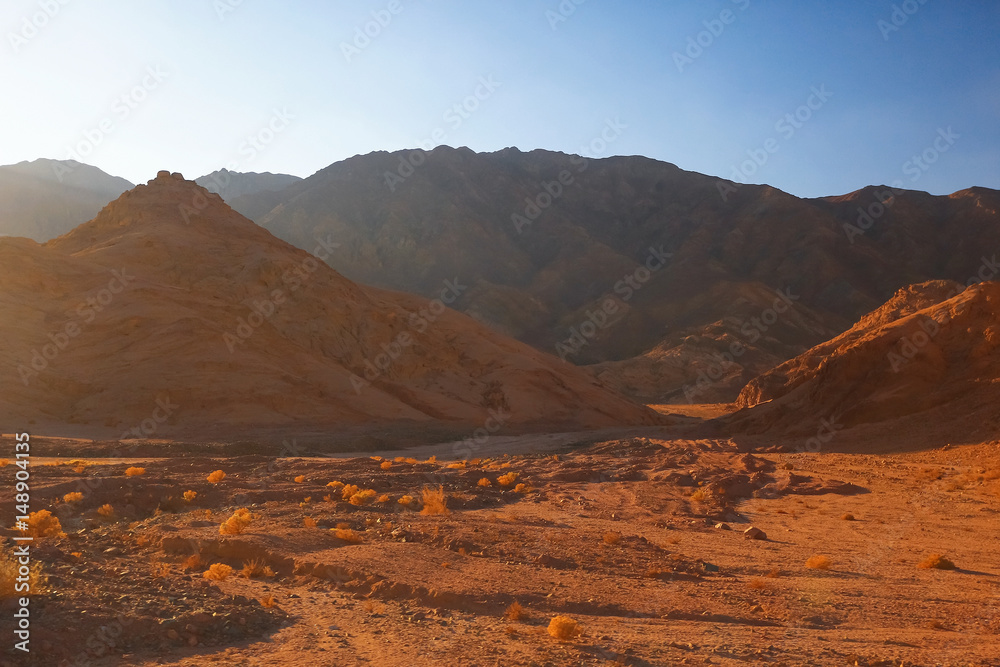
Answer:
[220,508,254,535]
[23,510,64,538]
[547,615,580,641]
[514,483,531,494]
[349,489,378,506]
[747,577,772,591]
[0,545,45,598]
[63,492,84,503]
[124,466,146,477]
[241,559,275,579]
[497,472,519,488]
[183,490,197,502]
[917,554,957,570]
[260,595,277,608]
[505,601,526,621]
[203,563,233,581]
[602,532,621,546]
[420,486,449,515]
[398,495,415,508]
[327,480,345,490]
[690,488,707,502]
[377,494,391,504]
[294,475,306,483]
[97,504,114,519]
[341,484,361,500]
[380,461,392,470]
[207,470,226,483]
[303,517,318,528]
[446,461,466,469]
[151,562,171,579]
[477,478,492,488]
[805,555,831,570]
[841,513,856,521]
[183,554,204,571]
[765,567,781,578]
[333,528,363,544]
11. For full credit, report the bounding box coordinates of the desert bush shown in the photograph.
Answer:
[805,555,831,570]
[63,492,84,504]
[426,456,437,464]
[602,532,621,546]
[183,490,197,502]
[377,494,391,503]
[747,577,772,591]
[0,545,44,598]
[260,595,277,608]
[690,488,707,502]
[203,563,233,581]
[327,480,345,489]
[446,461,466,469]
[241,559,275,579]
[514,483,531,494]
[323,494,334,503]
[183,554,203,571]
[97,504,114,519]
[420,486,449,515]
[294,475,306,483]
[917,554,956,570]
[207,470,226,483]
[303,517,318,528]
[547,615,580,641]
[220,508,254,535]
[477,478,491,488]
[841,513,855,521]
[349,489,378,506]
[341,484,360,501]
[125,467,146,477]
[404,457,418,465]
[380,461,392,470]
[334,528,363,544]
[24,510,64,538]
[505,601,526,621]
[151,562,171,579]
[398,495,415,508]
[393,457,405,463]
[497,472,518,488]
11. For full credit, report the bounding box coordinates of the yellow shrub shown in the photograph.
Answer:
[404,458,418,465]
[303,517,317,528]
[341,484,360,501]
[547,615,580,641]
[334,528,363,544]
[805,555,831,570]
[514,483,531,494]
[918,554,956,570]
[394,457,405,463]
[0,546,44,598]
[327,480,345,489]
[497,472,518,488]
[477,478,491,488]
[260,595,277,608]
[380,461,392,470]
[63,492,84,503]
[349,489,377,506]
[220,508,254,535]
[23,510,64,538]
[420,486,449,516]
[446,461,466,469]
[125,467,146,477]
[377,494,391,503]
[294,475,306,483]
[183,490,197,502]
[398,495,415,508]
[183,554,203,571]
[97,504,114,518]
[207,470,226,483]
[241,559,275,579]
[505,601,526,621]
[203,563,232,581]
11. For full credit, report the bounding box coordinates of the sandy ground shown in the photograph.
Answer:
[2,429,999,667]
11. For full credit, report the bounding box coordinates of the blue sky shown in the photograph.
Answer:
[1,0,997,196]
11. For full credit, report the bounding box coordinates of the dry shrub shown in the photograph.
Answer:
[203,563,233,581]
[805,555,831,570]
[393,457,405,463]
[207,470,226,483]
[505,601,526,621]
[73,464,86,474]
[303,517,318,528]
[514,483,531,494]
[300,496,312,506]
[765,567,781,578]
[96,504,114,519]
[183,554,204,571]
[294,475,306,483]
[547,615,580,641]
[327,480,345,489]
[398,495,415,508]
[380,461,392,470]
[404,457,418,465]
[841,513,856,521]
[151,562,171,579]
[24,510,64,538]
[124,466,146,477]
[747,577,771,591]
[323,494,334,503]
[420,486,449,515]
[183,490,197,502]
[377,494,391,503]
[0,545,44,598]
[334,528,363,544]
[690,488,707,502]
[260,595,277,608]
[446,461,466,469]
[63,492,84,503]
[504,625,518,637]
[241,559,275,579]
[477,478,492,488]
[497,472,518,488]
[426,456,437,464]
[917,554,956,570]
[341,484,360,501]
[602,532,621,546]
[370,456,383,462]
[349,489,377,506]
[220,508,254,535]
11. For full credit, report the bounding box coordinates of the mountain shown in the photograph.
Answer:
[0,171,660,442]
[195,168,302,203]
[229,146,1000,402]
[0,159,133,241]
[728,279,1000,446]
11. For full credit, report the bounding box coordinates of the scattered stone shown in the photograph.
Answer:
[714,523,731,530]
[743,526,767,541]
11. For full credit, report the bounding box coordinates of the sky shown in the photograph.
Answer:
[1,0,997,197]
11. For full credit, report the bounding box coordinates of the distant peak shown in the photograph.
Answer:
[152,170,187,183]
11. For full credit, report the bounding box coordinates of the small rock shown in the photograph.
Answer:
[743,526,767,540]
[714,523,731,530]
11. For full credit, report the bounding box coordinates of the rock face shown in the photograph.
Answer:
[0,159,133,241]
[228,147,1000,401]
[728,280,1000,443]
[0,172,662,441]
